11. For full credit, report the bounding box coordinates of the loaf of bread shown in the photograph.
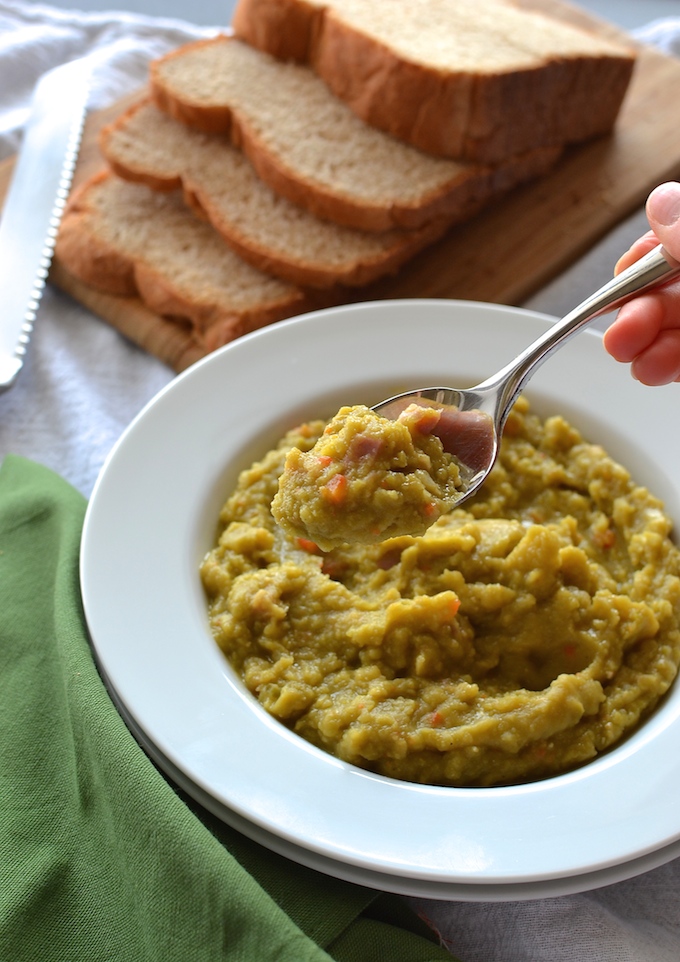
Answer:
[231,0,636,164]
[150,35,562,232]
[55,3,631,368]
[55,172,330,351]
[99,100,451,288]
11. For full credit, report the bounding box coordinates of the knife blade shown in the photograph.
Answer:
[0,57,90,392]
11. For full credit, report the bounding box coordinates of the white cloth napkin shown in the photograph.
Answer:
[0,0,217,157]
[0,0,216,494]
[635,16,680,56]
[1,3,680,960]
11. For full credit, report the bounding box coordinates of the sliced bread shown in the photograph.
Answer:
[231,0,636,164]
[99,100,450,288]
[149,35,562,233]
[55,172,329,351]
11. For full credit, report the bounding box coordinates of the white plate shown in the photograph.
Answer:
[81,300,680,901]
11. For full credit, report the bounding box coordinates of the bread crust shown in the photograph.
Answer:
[55,171,327,350]
[100,99,468,288]
[232,0,636,163]
[54,176,139,296]
[232,0,323,60]
[151,42,238,137]
[181,178,450,288]
[149,37,561,235]
[149,38,476,232]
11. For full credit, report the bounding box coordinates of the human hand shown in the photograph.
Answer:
[603,181,680,385]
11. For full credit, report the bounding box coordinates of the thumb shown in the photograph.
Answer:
[646,182,680,263]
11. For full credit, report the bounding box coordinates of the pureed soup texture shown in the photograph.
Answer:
[200,397,680,787]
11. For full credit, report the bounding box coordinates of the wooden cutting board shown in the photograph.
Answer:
[3,0,680,372]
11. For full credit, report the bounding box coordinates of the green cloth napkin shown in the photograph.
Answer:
[0,455,457,962]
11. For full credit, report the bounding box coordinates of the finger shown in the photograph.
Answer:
[603,294,663,362]
[614,230,658,275]
[630,327,680,385]
[646,182,680,263]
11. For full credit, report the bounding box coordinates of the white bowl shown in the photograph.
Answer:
[81,300,680,902]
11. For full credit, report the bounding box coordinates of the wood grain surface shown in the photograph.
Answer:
[2,0,680,372]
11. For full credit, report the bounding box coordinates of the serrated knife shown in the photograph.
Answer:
[0,57,90,392]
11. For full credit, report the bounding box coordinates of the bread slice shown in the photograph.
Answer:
[55,172,329,351]
[99,100,451,288]
[149,36,562,233]
[231,0,636,164]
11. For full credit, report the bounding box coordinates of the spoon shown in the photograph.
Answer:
[372,243,680,506]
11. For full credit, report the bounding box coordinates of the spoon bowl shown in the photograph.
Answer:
[373,244,680,505]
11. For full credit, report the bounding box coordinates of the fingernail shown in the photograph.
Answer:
[647,182,680,227]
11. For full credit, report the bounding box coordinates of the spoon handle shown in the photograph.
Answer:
[477,243,680,423]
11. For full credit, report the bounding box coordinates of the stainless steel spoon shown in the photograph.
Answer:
[372,243,680,506]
